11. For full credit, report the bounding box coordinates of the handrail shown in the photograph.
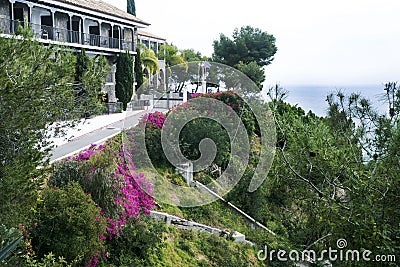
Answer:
[194,181,277,236]
[0,18,135,51]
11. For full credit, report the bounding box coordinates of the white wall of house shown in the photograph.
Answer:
[84,18,98,34]
[31,7,50,25]
[30,7,50,34]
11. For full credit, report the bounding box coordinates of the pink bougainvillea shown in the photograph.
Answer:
[75,144,105,161]
[142,111,166,129]
[59,141,155,267]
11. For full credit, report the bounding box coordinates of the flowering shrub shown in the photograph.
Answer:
[136,111,170,167]
[142,111,166,129]
[166,96,234,169]
[199,91,256,136]
[51,140,154,233]
[132,91,254,170]
[49,139,155,266]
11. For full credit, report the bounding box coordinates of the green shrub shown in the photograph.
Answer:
[50,145,120,218]
[106,216,166,266]
[200,91,257,137]
[23,252,75,267]
[30,182,106,265]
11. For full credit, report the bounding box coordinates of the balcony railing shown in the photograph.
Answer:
[0,18,135,52]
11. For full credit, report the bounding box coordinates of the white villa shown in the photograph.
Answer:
[0,0,166,106]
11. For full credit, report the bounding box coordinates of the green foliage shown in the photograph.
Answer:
[321,88,400,265]
[140,46,159,76]
[75,49,90,82]
[180,117,231,168]
[158,43,186,67]
[181,49,209,62]
[0,225,23,265]
[151,84,398,266]
[141,113,170,168]
[75,50,109,118]
[30,182,106,265]
[127,0,136,16]
[0,29,109,226]
[22,252,75,267]
[115,52,134,110]
[252,86,399,266]
[134,47,144,93]
[212,26,277,88]
[50,146,120,218]
[213,26,277,67]
[145,227,266,267]
[201,91,257,136]
[106,217,166,266]
[236,61,266,90]
[157,168,187,186]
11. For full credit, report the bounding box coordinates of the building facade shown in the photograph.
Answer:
[137,30,166,93]
[0,0,149,103]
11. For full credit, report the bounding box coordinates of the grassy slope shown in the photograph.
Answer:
[147,226,264,267]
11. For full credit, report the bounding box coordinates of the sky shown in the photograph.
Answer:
[131,0,400,88]
[100,0,399,114]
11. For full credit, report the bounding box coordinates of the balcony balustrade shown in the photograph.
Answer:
[0,18,135,52]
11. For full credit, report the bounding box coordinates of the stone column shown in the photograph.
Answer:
[119,26,123,49]
[67,12,72,42]
[118,25,121,49]
[98,19,102,46]
[81,15,86,44]
[50,7,55,40]
[10,0,15,32]
[110,23,114,48]
[132,53,136,100]
[108,63,117,102]
[27,3,33,23]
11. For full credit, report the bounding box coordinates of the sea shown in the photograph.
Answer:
[262,84,390,117]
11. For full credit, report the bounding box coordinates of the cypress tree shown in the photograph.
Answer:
[75,49,90,82]
[127,0,136,16]
[134,47,144,94]
[115,52,134,110]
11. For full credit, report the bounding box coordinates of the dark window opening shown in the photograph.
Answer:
[69,20,80,43]
[13,7,25,30]
[14,8,24,21]
[89,25,100,46]
[40,16,53,39]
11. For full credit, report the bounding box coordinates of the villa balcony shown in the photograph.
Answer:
[0,18,135,52]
